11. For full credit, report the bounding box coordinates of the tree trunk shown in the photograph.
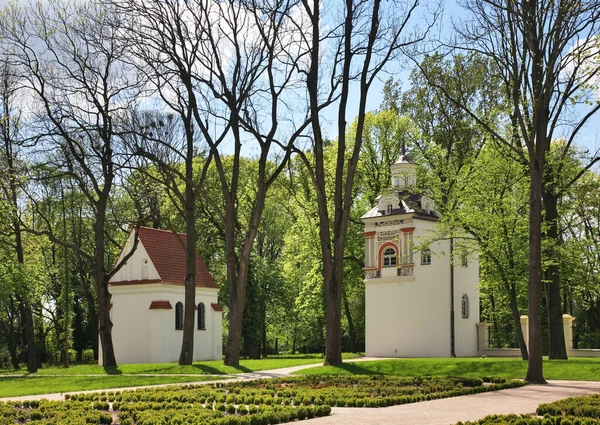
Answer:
[543,190,567,359]
[224,201,244,366]
[324,256,343,365]
[95,214,116,367]
[508,292,528,360]
[7,297,19,369]
[224,298,243,365]
[343,291,356,353]
[178,146,197,365]
[525,156,546,384]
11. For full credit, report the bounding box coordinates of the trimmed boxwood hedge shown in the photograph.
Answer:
[456,414,600,425]
[456,394,600,425]
[0,375,523,424]
[537,395,600,418]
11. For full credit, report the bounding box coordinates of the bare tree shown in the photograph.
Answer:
[116,0,310,365]
[0,0,145,366]
[425,0,600,382]
[290,0,436,365]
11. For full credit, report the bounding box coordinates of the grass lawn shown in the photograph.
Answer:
[0,354,361,377]
[295,357,600,381]
[0,375,226,398]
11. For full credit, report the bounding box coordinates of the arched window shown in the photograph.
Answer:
[141,259,149,280]
[461,294,470,319]
[197,303,206,330]
[382,247,397,267]
[386,203,393,215]
[175,302,184,330]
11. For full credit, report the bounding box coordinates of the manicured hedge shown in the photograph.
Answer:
[456,394,600,425]
[537,395,600,418]
[0,375,524,424]
[456,414,600,425]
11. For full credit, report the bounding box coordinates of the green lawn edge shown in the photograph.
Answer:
[0,353,362,377]
[294,358,600,381]
[0,375,227,398]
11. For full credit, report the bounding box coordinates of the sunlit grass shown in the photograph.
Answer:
[0,353,362,376]
[0,375,226,398]
[295,357,600,381]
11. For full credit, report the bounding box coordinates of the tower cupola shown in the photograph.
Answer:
[391,154,417,189]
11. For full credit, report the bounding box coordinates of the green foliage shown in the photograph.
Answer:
[456,414,600,425]
[537,395,600,418]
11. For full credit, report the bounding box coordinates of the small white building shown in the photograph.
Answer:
[100,226,222,365]
[361,155,479,358]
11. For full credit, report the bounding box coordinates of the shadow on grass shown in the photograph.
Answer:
[102,366,123,375]
[328,363,385,375]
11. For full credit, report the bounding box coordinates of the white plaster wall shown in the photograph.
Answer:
[102,284,221,365]
[365,219,453,357]
[212,311,223,360]
[454,253,480,357]
[111,233,160,283]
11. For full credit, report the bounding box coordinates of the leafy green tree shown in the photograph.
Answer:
[424,0,600,382]
[0,59,38,372]
[1,0,145,366]
[293,0,433,365]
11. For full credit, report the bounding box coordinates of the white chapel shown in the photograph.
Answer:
[361,155,479,357]
[100,226,223,365]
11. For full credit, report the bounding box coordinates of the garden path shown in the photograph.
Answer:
[299,379,600,425]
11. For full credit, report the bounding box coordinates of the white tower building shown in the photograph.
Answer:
[361,155,479,357]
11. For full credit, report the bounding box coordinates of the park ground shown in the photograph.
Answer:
[3,357,600,425]
[2,355,600,398]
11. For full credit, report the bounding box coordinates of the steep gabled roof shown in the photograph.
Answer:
[111,226,219,289]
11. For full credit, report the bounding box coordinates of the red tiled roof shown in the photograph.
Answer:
[111,226,219,289]
[149,300,173,309]
[211,303,224,312]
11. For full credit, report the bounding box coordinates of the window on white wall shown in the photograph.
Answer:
[461,294,470,319]
[421,249,431,265]
[175,302,184,330]
[386,203,393,214]
[142,259,149,280]
[460,253,468,268]
[198,303,206,330]
[382,247,397,267]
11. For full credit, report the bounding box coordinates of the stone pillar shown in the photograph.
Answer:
[476,323,490,353]
[520,315,529,350]
[563,314,575,352]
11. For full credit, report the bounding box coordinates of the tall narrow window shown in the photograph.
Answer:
[175,302,184,330]
[460,253,468,268]
[461,294,470,319]
[141,259,149,280]
[386,203,393,214]
[382,247,397,267]
[197,303,206,330]
[421,249,431,265]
